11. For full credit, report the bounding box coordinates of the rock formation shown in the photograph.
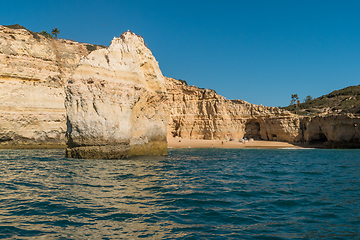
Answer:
[65,31,168,159]
[166,77,360,148]
[302,115,360,148]
[1,24,359,150]
[0,24,101,148]
[166,77,302,142]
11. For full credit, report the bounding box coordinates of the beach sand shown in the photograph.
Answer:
[168,138,306,149]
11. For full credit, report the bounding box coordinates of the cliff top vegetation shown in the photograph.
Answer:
[282,85,360,116]
[3,24,106,50]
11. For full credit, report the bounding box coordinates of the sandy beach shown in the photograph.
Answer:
[168,138,306,149]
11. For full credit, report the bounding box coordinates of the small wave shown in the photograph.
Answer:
[1,148,359,239]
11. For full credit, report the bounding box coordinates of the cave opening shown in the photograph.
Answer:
[171,120,181,137]
[244,121,261,140]
[310,132,328,144]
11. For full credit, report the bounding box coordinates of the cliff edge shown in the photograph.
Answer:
[0,24,100,148]
[65,31,168,159]
[1,24,359,150]
[166,77,301,142]
[166,78,360,147]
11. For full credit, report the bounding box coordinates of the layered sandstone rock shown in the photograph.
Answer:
[302,115,360,148]
[166,77,302,142]
[166,77,360,147]
[1,24,359,150]
[65,31,168,159]
[0,24,99,148]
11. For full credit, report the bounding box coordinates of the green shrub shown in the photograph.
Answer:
[283,84,360,116]
[86,44,97,52]
[5,24,41,41]
[5,24,27,30]
[86,44,107,52]
[39,31,53,39]
[30,32,40,41]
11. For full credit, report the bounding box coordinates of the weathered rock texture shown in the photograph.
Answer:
[1,24,359,150]
[166,78,360,148]
[0,24,101,148]
[302,115,360,148]
[166,77,302,142]
[65,31,168,159]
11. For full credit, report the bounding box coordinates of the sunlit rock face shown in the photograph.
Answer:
[0,24,93,148]
[65,31,168,159]
[1,24,359,150]
[302,115,360,148]
[166,77,360,147]
[165,77,302,142]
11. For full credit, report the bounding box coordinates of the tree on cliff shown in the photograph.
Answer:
[51,28,60,39]
[304,95,313,103]
[290,94,299,105]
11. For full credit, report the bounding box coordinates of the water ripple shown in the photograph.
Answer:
[0,148,359,239]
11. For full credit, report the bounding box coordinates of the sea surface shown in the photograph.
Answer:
[0,148,359,239]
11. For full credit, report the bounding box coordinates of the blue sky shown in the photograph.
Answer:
[1,0,360,106]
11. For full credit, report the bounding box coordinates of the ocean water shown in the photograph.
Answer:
[0,148,359,239]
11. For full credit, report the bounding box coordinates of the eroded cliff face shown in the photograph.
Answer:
[0,24,98,148]
[166,77,360,147]
[1,24,359,150]
[65,31,168,159]
[166,77,302,142]
[302,115,360,148]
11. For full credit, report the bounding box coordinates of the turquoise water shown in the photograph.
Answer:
[0,148,359,239]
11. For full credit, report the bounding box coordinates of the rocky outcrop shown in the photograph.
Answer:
[0,24,100,148]
[166,77,360,147]
[302,115,360,148]
[65,31,168,159]
[166,77,302,142]
[1,24,359,150]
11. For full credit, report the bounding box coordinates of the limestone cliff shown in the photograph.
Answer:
[0,24,101,148]
[166,77,302,142]
[1,24,359,150]
[166,77,360,148]
[65,31,168,159]
[302,115,360,148]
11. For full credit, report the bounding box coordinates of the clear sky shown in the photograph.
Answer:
[1,0,360,107]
